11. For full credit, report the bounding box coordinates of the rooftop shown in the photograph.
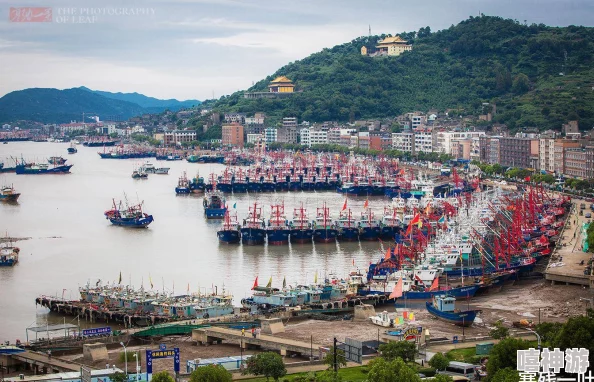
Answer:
[270,76,293,84]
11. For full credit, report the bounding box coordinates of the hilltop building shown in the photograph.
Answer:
[244,76,296,99]
[361,36,412,57]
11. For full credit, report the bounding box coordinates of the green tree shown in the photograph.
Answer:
[323,347,347,371]
[535,322,563,346]
[150,371,175,382]
[379,341,417,362]
[428,352,450,371]
[490,367,520,382]
[486,338,532,378]
[367,357,421,382]
[490,321,509,339]
[110,372,127,382]
[243,352,287,381]
[315,370,343,382]
[109,132,119,139]
[432,375,454,382]
[512,73,530,94]
[552,312,594,366]
[189,364,232,382]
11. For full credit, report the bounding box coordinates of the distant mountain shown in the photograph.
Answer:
[0,87,201,124]
[215,15,594,130]
[78,87,200,111]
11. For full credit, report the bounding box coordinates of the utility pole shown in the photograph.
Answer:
[333,337,338,373]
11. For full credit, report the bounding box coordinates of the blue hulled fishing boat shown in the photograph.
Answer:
[175,172,191,194]
[203,189,226,219]
[189,172,206,193]
[336,208,359,241]
[425,295,480,327]
[0,238,20,267]
[380,205,402,241]
[0,184,20,202]
[241,202,266,245]
[266,203,290,245]
[290,204,313,244]
[313,203,337,243]
[217,210,241,244]
[15,158,72,175]
[358,207,381,241]
[104,198,154,228]
[67,142,78,154]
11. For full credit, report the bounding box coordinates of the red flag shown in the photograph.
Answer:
[414,274,425,285]
[363,199,369,209]
[525,176,531,182]
[251,276,258,290]
[384,247,391,260]
[389,278,403,299]
[429,277,439,291]
[410,213,420,225]
[342,199,347,211]
[352,258,355,266]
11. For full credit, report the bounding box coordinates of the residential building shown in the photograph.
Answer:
[358,136,370,150]
[58,122,88,133]
[586,146,594,179]
[392,131,415,153]
[470,137,481,162]
[554,140,581,175]
[564,148,589,179]
[164,130,197,146]
[247,134,263,145]
[498,137,539,168]
[277,117,298,144]
[361,36,412,57]
[479,136,501,165]
[328,128,342,145]
[222,123,244,148]
[435,131,486,154]
[300,128,310,147]
[283,117,297,129]
[245,113,266,135]
[300,128,329,147]
[264,127,277,143]
[96,123,117,135]
[562,120,579,136]
[539,139,556,173]
[223,113,246,124]
[414,130,434,153]
[411,115,426,129]
[451,139,472,160]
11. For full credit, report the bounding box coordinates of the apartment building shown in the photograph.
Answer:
[414,130,434,153]
[392,131,415,153]
[164,130,197,146]
[498,137,539,168]
[539,139,556,173]
[264,127,277,143]
[435,131,486,154]
[554,140,581,175]
[222,123,244,148]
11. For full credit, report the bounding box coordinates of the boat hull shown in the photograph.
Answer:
[290,229,313,243]
[217,230,241,244]
[240,228,266,245]
[175,187,191,194]
[394,285,480,307]
[109,215,154,228]
[0,194,20,202]
[266,229,291,245]
[16,164,73,174]
[205,208,226,219]
[314,228,338,243]
[380,226,400,241]
[360,227,381,241]
[338,227,359,241]
[425,302,478,326]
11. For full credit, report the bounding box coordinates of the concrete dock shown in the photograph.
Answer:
[192,326,326,357]
[545,201,594,289]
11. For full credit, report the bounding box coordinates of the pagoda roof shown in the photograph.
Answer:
[270,76,293,84]
[377,36,408,44]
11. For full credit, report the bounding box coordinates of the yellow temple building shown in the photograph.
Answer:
[361,35,412,57]
[268,76,295,93]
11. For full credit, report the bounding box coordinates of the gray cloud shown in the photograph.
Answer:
[0,0,593,100]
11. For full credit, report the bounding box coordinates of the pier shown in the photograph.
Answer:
[544,200,594,289]
[192,326,325,357]
[1,350,84,375]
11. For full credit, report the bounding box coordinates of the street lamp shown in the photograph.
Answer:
[524,328,541,350]
[133,352,140,381]
[120,342,128,376]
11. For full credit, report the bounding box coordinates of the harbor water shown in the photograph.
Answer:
[0,142,387,341]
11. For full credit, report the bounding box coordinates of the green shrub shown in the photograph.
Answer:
[417,367,436,377]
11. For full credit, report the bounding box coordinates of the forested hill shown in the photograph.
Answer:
[214,16,594,131]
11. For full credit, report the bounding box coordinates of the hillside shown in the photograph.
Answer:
[79,87,200,111]
[0,87,200,124]
[214,16,594,131]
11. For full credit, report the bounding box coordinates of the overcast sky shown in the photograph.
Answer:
[1,0,593,101]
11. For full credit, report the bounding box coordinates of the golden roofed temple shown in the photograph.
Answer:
[361,35,412,57]
[268,76,295,93]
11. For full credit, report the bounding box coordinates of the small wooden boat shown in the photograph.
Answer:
[425,295,479,327]
[369,311,393,327]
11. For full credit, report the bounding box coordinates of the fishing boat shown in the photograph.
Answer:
[203,189,227,219]
[189,173,206,193]
[132,168,148,179]
[48,156,67,165]
[266,203,290,245]
[0,238,20,267]
[313,203,338,243]
[217,210,241,244]
[290,204,313,244]
[240,202,266,245]
[15,158,73,175]
[336,209,359,241]
[381,205,402,241]
[369,311,394,328]
[175,172,191,194]
[358,208,381,241]
[67,142,77,154]
[425,295,480,327]
[104,198,154,228]
[0,184,20,202]
[83,138,118,147]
